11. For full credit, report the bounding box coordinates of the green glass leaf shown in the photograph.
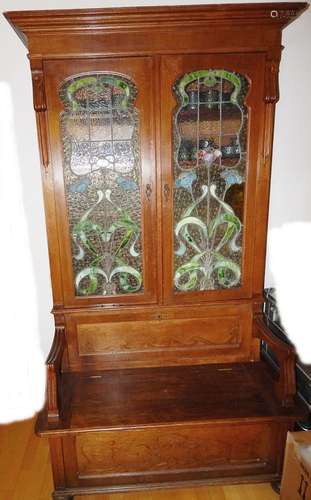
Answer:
[75,267,107,296]
[175,216,207,255]
[174,257,207,291]
[176,69,241,106]
[212,252,241,288]
[111,265,142,293]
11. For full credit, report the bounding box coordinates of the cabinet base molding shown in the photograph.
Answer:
[52,475,280,499]
[52,495,74,500]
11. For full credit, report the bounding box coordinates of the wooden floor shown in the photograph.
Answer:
[0,418,278,500]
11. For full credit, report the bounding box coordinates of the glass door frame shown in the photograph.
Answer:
[160,53,266,305]
[44,57,158,307]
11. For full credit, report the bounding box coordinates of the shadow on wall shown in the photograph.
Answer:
[0,81,46,423]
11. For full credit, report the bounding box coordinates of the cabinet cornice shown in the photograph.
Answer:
[4,2,308,49]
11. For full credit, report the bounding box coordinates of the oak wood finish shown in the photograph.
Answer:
[65,303,253,371]
[72,423,279,485]
[4,3,308,499]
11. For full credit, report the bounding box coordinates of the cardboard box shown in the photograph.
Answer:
[281,431,311,500]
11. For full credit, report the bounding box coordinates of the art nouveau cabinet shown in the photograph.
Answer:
[5,3,308,499]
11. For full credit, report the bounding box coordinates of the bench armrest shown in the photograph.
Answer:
[253,316,296,407]
[46,326,66,421]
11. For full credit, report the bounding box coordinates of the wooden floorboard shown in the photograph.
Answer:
[0,418,278,500]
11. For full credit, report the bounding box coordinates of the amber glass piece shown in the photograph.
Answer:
[60,74,143,296]
[173,70,249,292]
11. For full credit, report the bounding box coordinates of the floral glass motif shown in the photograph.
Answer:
[60,73,143,296]
[173,70,249,292]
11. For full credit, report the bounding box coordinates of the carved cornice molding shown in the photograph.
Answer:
[4,3,309,48]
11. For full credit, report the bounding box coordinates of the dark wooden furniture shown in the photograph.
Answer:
[5,4,308,499]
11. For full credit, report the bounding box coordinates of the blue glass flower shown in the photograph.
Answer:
[69,178,91,193]
[175,171,197,191]
[116,176,137,191]
[220,169,243,186]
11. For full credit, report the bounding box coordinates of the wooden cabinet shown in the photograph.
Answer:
[5,3,308,499]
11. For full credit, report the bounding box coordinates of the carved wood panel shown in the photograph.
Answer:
[77,317,241,355]
[66,303,253,370]
[75,422,277,478]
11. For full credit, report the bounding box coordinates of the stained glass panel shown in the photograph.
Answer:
[173,70,249,292]
[60,74,143,296]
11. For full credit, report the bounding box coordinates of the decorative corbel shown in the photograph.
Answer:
[32,68,46,112]
[30,59,50,174]
[264,52,281,104]
[261,49,282,172]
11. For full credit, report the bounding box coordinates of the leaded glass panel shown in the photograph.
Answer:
[173,70,249,292]
[60,74,143,296]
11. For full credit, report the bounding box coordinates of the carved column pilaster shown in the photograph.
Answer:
[252,48,282,298]
[262,49,282,169]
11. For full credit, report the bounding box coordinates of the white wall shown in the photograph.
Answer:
[1,0,310,357]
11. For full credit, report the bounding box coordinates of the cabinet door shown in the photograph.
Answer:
[161,54,265,304]
[44,58,157,306]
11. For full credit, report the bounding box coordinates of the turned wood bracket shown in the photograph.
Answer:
[253,316,296,407]
[46,325,66,421]
[264,53,281,104]
[31,68,50,173]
